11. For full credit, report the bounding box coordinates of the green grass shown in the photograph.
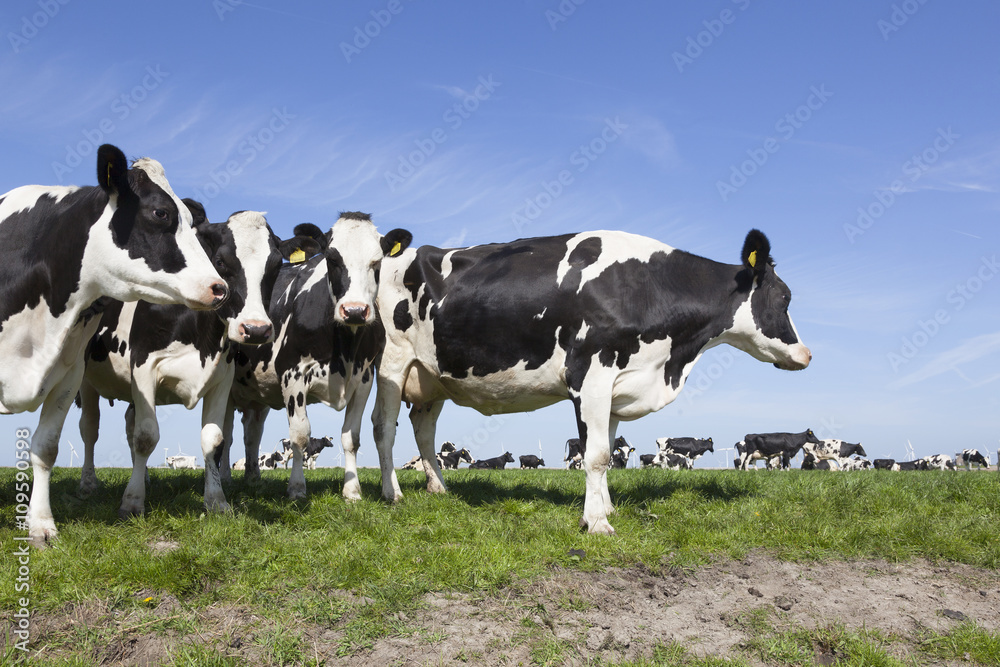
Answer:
[2,466,999,664]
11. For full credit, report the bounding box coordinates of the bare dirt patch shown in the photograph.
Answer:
[14,554,1000,665]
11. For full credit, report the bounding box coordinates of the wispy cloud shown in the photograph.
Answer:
[889,332,1000,389]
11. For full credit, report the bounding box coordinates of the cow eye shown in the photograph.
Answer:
[153,209,169,220]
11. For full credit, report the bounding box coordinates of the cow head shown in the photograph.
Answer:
[191,207,322,344]
[323,212,412,326]
[94,145,227,310]
[724,230,811,371]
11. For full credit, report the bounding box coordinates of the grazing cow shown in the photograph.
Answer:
[802,454,837,470]
[892,460,929,471]
[872,458,895,470]
[955,449,990,470]
[565,438,585,470]
[469,452,515,469]
[655,437,714,461]
[371,228,811,533]
[840,457,872,471]
[639,453,657,468]
[165,455,197,469]
[224,212,412,503]
[801,439,867,468]
[738,430,820,470]
[76,207,314,517]
[259,450,288,470]
[400,455,422,470]
[659,452,694,470]
[519,454,545,469]
[438,447,474,470]
[735,440,790,470]
[920,454,956,471]
[281,436,335,469]
[2,146,228,543]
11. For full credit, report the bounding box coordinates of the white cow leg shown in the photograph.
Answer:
[341,380,371,502]
[285,403,310,500]
[121,382,158,518]
[28,366,84,545]
[372,373,404,503]
[200,383,231,513]
[603,417,620,514]
[241,405,267,483]
[411,401,447,495]
[572,385,616,535]
[77,380,101,497]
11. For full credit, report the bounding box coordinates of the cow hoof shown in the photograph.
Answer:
[118,503,145,519]
[287,486,307,501]
[580,516,616,535]
[244,471,262,484]
[426,482,447,495]
[28,521,58,547]
[342,487,363,502]
[205,500,232,514]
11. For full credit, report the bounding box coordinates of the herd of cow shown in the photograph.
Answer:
[3,142,862,544]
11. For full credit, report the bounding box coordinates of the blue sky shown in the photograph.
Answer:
[2,1,998,472]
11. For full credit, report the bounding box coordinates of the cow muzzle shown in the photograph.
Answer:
[239,320,274,345]
[339,303,371,325]
[774,343,812,371]
[188,280,230,310]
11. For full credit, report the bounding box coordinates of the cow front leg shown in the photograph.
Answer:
[27,364,85,545]
[121,375,159,517]
[410,401,446,495]
[200,381,232,513]
[77,380,101,497]
[285,398,311,500]
[241,404,267,482]
[372,372,404,503]
[217,398,236,483]
[341,379,371,502]
[571,386,616,535]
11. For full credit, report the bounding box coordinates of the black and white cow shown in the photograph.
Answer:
[872,458,895,470]
[652,452,694,470]
[565,438,585,470]
[892,460,929,471]
[224,212,412,502]
[800,439,867,469]
[77,207,314,517]
[839,457,872,471]
[1,146,227,543]
[639,453,658,468]
[955,449,990,470]
[371,229,811,533]
[920,454,956,471]
[734,440,786,470]
[653,436,713,468]
[801,454,837,470]
[610,441,635,469]
[519,454,545,469]
[738,430,820,470]
[281,436,335,469]
[438,447,474,469]
[469,452,515,469]
[260,450,289,470]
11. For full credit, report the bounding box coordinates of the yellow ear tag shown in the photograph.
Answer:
[748,250,757,268]
[390,242,402,256]
[106,162,113,187]
[289,249,306,264]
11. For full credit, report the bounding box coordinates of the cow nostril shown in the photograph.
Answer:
[210,282,229,305]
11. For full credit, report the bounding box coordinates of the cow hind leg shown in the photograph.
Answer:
[410,401,446,495]
[200,382,231,513]
[241,405,268,483]
[571,386,616,535]
[121,386,158,518]
[77,381,101,497]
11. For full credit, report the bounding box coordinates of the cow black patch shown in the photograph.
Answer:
[393,300,413,331]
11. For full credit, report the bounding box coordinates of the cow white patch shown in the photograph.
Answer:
[223,211,274,342]
[556,231,675,293]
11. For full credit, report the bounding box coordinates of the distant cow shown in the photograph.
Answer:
[519,455,545,469]
[659,452,694,470]
[802,455,837,470]
[873,458,895,470]
[165,455,197,470]
[735,440,791,470]
[259,450,288,470]
[470,452,515,469]
[955,449,990,470]
[801,439,866,468]
[438,448,474,470]
[400,455,421,470]
[655,437,714,461]
[610,439,635,469]
[639,453,657,468]
[565,438,585,470]
[281,436,335,469]
[920,454,956,471]
[840,457,872,471]
[371,229,812,534]
[738,430,820,470]
[892,460,929,471]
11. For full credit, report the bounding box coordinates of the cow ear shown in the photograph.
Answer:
[293,223,329,252]
[741,229,771,278]
[279,236,323,264]
[97,145,131,197]
[182,198,209,230]
[381,228,413,258]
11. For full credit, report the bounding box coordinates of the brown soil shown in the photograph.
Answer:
[14,554,1000,666]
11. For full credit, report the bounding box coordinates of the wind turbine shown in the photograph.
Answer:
[66,440,78,467]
